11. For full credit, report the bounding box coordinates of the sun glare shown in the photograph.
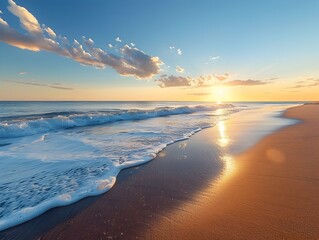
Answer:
[213,86,228,104]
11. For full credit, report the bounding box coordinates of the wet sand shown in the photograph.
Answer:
[143,105,319,240]
[1,104,319,239]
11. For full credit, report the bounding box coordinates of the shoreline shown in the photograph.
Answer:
[1,119,225,239]
[2,104,317,239]
[143,104,319,239]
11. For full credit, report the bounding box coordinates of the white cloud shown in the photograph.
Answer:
[8,0,42,35]
[0,10,8,26]
[0,1,163,79]
[43,25,56,38]
[19,71,27,75]
[169,46,182,55]
[108,43,113,48]
[83,37,94,49]
[130,42,135,47]
[210,56,220,61]
[175,65,184,73]
[115,36,122,42]
[0,17,8,26]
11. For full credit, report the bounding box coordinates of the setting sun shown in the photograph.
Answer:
[213,86,230,103]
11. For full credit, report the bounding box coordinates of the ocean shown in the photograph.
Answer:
[0,101,300,230]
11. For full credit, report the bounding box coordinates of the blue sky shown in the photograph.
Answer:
[0,0,319,100]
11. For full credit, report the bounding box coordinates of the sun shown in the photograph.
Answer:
[213,86,228,104]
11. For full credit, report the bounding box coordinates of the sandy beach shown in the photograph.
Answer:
[143,104,319,240]
[1,104,319,240]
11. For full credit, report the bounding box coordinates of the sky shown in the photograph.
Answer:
[0,0,319,101]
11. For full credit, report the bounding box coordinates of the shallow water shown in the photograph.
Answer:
[0,101,299,230]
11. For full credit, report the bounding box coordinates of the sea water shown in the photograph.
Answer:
[0,101,299,230]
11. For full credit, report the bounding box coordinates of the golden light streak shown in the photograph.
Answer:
[217,121,230,148]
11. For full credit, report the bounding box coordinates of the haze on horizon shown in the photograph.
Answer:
[0,0,318,101]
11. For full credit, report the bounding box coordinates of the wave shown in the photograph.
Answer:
[0,125,208,231]
[0,104,234,138]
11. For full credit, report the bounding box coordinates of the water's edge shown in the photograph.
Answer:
[0,104,300,232]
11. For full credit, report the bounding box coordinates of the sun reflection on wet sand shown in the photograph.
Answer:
[217,121,230,148]
[216,120,236,181]
[220,155,234,175]
[144,120,239,237]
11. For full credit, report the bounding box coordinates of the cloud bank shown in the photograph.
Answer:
[156,74,270,88]
[289,78,319,89]
[156,75,214,88]
[224,79,268,86]
[0,0,162,79]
